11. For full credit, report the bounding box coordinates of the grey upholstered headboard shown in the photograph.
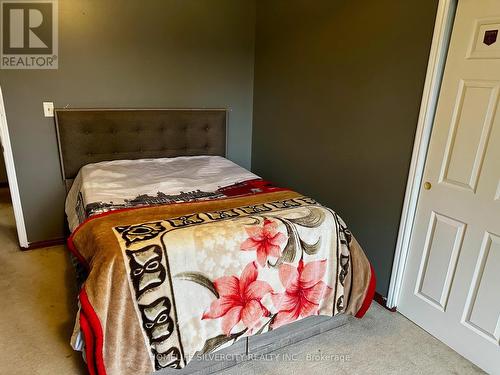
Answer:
[55,108,227,183]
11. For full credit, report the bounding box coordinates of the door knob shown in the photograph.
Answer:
[424,181,432,190]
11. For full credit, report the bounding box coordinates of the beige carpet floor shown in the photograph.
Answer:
[0,188,86,375]
[0,188,483,374]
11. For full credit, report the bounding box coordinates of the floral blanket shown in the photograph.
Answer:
[69,189,375,375]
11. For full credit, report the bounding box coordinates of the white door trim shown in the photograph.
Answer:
[386,0,457,308]
[0,85,29,248]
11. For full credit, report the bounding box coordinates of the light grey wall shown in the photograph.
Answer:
[252,0,438,296]
[0,0,256,242]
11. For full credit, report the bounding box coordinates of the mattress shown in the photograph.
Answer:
[65,156,375,375]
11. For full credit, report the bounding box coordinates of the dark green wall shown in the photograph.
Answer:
[0,152,6,184]
[252,0,438,296]
[0,0,256,243]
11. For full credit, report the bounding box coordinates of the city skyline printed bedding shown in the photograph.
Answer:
[65,156,261,231]
[66,156,376,375]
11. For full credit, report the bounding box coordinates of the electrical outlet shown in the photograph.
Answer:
[43,102,54,117]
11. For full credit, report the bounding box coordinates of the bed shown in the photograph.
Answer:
[55,108,375,375]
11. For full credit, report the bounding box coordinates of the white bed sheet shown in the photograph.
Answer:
[65,156,259,232]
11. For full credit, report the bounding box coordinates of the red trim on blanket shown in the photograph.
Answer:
[80,312,97,375]
[80,287,107,375]
[219,178,283,196]
[67,236,90,271]
[355,263,376,318]
[67,180,289,268]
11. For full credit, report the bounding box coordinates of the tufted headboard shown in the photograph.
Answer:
[55,108,227,185]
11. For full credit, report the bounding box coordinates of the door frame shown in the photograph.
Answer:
[0,85,29,248]
[387,0,458,308]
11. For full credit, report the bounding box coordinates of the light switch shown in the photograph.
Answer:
[43,102,54,117]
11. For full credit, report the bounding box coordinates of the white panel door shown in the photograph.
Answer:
[399,1,500,373]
